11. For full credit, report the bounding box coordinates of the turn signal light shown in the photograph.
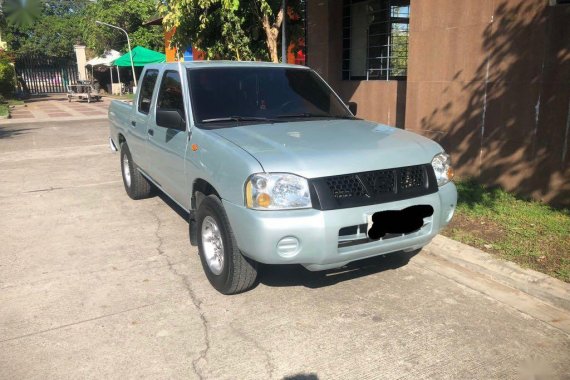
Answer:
[257,193,271,208]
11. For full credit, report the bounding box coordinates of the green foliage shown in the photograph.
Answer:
[3,0,88,57]
[3,0,163,57]
[82,0,164,55]
[0,59,15,97]
[160,0,305,62]
[0,103,8,117]
[4,0,43,28]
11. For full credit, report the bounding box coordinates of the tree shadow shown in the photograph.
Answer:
[0,127,37,140]
[415,1,570,207]
[260,249,420,289]
[283,374,319,380]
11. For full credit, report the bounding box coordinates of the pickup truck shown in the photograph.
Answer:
[108,61,457,294]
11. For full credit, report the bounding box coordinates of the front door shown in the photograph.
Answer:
[147,69,189,206]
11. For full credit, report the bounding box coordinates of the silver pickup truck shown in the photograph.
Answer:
[109,61,457,294]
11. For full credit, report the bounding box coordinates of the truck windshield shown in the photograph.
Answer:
[188,67,354,127]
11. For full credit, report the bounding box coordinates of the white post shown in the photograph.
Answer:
[116,66,121,95]
[73,45,87,81]
[281,0,287,63]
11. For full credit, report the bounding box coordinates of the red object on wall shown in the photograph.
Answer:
[287,38,306,65]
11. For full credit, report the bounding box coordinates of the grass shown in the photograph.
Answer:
[7,99,24,106]
[442,180,570,282]
[105,93,135,101]
[0,98,25,117]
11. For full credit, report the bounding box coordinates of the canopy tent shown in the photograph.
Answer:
[85,50,123,94]
[113,46,166,67]
[86,49,122,67]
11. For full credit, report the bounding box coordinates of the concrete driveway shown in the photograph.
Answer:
[1,119,569,379]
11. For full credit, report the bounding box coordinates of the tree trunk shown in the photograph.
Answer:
[266,30,279,63]
[260,5,284,63]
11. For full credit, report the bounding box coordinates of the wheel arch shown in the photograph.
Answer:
[192,178,221,210]
[118,133,126,146]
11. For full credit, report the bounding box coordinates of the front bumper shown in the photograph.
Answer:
[223,182,457,271]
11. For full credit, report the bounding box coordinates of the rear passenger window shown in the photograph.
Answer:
[138,69,159,114]
[156,70,185,121]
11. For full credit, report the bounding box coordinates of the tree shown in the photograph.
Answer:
[82,0,164,55]
[3,0,87,57]
[160,0,304,62]
[3,0,42,29]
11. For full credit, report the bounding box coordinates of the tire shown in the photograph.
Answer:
[196,195,258,294]
[120,143,154,200]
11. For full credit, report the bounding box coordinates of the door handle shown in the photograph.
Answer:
[131,121,136,127]
[148,129,154,136]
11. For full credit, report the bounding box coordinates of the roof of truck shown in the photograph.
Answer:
[143,60,311,70]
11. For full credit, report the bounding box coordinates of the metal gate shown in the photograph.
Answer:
[14,54,78,94]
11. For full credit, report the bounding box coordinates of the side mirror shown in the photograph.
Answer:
[347,101,357,116]
[156,109,186,131]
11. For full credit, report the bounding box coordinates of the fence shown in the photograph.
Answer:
[14,54,78,94]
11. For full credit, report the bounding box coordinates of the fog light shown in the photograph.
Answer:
[277,236,300,258]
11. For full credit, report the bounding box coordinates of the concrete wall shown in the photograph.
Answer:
[405,0,570,205]
[306,1,407,128]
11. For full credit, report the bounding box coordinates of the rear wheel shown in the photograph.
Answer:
[120,143,154,199]
[196,196,258,294]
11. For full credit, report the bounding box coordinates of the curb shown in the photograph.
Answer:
[416,235,570,334]
[0,114,108,125]
[425,235,570,310]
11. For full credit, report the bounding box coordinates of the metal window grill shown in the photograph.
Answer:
[342,0,410,81]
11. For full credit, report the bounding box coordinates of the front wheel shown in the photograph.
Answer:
[196,196,258,294]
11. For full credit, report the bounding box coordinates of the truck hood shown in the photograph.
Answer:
[212,119,443,178]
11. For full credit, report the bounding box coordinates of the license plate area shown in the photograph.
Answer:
[367,205,434,240]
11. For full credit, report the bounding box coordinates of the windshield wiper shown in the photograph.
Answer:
[277,113,356,119]
[201,116,273,123]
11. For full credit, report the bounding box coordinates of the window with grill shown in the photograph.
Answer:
[342,0,410,81]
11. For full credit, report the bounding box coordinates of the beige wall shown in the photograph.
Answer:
[307,1,407,128]
[405,0,570,205]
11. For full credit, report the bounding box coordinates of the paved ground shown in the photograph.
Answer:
[5,95,108,122]
[0,118,569,379]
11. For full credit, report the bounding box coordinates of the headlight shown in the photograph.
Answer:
[431,152,455,186]
[245,173,312,210]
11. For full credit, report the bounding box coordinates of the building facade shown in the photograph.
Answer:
[307,0,570,205]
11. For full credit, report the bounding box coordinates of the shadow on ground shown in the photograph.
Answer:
[260,249,419,289]
[0,127,37,139]
[283,374,319,380]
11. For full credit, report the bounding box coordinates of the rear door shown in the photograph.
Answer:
[129,68,159,171]
[147,69,189,206]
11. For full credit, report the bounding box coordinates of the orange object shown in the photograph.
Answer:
[257,193,271,208]
[191,144,199,151]
[165,28,178,62]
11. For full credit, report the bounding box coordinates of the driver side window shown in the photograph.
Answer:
[156,70,185,124]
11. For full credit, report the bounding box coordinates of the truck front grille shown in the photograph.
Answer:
[309,164,437,210]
